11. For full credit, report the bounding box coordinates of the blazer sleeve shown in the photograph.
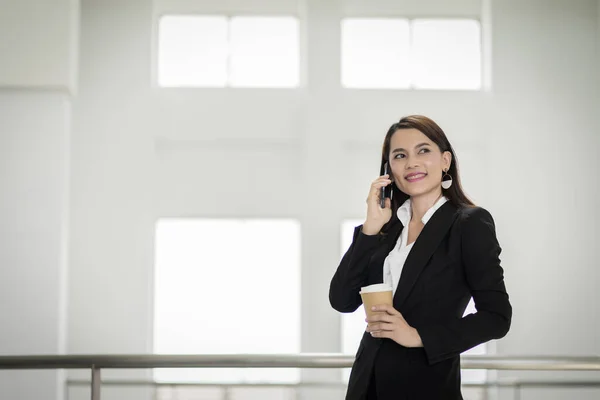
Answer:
[329,225,382,313]
[417,207,512,365]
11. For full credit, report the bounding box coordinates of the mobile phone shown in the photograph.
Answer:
[380,162,389,208]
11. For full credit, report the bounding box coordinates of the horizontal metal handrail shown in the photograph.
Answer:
[0,354,599,371]
[66,379,600,388]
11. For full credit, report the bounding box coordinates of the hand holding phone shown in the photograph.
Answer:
[363,162,393,235]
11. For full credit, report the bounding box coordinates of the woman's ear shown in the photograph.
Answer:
[443,151,452,170]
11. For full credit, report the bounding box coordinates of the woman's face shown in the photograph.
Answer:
[388,128,452,198]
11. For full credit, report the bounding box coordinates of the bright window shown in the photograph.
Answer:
[158,16,228,87]
[341,19,411,89]
[411,19,481,90]
[341,18,481,90]
[153,218,301,383]
[158,15,299,88]
[229,17,300,87]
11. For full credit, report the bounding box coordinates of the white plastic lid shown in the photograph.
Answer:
[359,283,392,294]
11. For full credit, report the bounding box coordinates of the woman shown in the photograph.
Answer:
[329,115,512,400]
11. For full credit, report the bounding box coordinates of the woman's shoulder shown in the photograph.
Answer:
[456,205,496,230]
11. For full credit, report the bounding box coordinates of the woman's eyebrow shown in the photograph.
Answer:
[391,143,431,154]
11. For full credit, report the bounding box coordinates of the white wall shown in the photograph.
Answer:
[489,0,598,355]
[0,0,79,92]
[487,0,600,398]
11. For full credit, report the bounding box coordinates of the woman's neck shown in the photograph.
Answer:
[410,190,444,223]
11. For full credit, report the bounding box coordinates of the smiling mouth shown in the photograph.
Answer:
[405,173,427,182]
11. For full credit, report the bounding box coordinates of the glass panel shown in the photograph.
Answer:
[158,15,228,87]
[341,18,411,89]
[411,19,482,90]
[229,17,300,87]
[154,218,301,383]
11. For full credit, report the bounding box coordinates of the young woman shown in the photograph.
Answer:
[329,115,512,400]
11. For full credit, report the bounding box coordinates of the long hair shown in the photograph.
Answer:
[380,115,475,234]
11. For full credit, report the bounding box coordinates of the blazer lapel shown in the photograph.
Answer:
[393,201,459,309]
[383,218,404,253]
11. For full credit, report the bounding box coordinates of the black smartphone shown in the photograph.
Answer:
[380,162,389,208]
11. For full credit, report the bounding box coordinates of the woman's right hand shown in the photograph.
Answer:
[362,174,393,235]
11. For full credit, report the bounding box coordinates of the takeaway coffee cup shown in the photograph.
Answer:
[359,283,393,321]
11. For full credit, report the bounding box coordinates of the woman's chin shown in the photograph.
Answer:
[402,185,438,198]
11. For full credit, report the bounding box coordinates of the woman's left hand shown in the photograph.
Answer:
[366,304,423,348]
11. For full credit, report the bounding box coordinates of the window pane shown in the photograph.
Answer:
[340,220,367,383]
[411,19,481,90]
[158,15,228,87]
[154,219,301,383]
[229,17,300,88]
[341,18,411,89]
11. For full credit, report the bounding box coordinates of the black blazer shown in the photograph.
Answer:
[329,202,512,400]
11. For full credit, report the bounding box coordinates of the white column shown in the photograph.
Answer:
[299,1,348,399]
[0,90,70,400]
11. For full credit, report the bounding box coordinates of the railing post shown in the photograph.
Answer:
[91,365,101,400]
[223,386,230,400]
[513,382,521,400]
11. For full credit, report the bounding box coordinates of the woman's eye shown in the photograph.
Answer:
[394,149,428,159]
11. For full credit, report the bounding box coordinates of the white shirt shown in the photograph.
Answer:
[383,196,449,296]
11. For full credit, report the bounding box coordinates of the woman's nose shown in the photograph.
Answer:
[404,156,419,169]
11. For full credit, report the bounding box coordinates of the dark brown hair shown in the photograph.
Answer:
[380,115,475,233]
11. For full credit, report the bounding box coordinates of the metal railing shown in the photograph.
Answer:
[1,354,599,400]
[65,378,600,400]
